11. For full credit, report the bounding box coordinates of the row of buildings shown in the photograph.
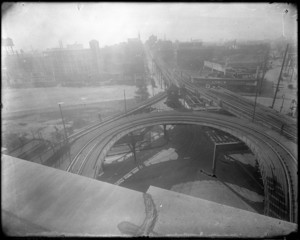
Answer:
[153,38,268,74]
[2,36,145,88]
[152,36,297,79]
[149,36,297,94]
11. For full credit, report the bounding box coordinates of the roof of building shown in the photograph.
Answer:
[2,155,297,237]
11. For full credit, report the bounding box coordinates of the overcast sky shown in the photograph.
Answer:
[2,2,297,51]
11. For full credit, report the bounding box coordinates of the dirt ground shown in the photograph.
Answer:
[5,99,137,140]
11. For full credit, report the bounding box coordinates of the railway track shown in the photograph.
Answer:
[65,111,297,223]
[206,88,297,142]
[150,54,297,142]
[209,87,297,133]
[68,91,167,142]
[171,70,297,142]
[63,92,167,173]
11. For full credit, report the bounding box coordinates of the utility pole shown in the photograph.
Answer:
[124,89,127,113]
[289,66,294,82]
[58,102,72,164]
[271,44,289,109]
[58,102,68,145]
[252,66,261,122]
[259,46,270,95]
[280,94,285,113]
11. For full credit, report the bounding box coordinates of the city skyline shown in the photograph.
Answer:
[2,2,297,51]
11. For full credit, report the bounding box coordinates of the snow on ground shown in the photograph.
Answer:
[151,99,174,111]
[105,153,133,164]
[2,85,138,113]
[144,148,178,166]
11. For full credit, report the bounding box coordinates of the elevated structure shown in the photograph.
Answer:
[192,76,257,92]
[147,53,297,221]
[152,51,296,141]
[64,111,297,223]
[2,155,297,237]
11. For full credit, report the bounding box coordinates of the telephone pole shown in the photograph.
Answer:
[252,66,260,122]
[58,102,68,145]
[259,46,270,95]
[124,89,127,113]
[271,44,289,109]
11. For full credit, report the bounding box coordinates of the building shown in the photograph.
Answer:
[3,37,147,87]
[43,46,93,85]
[89,40,102,75]
[202,60,259,79]
[3,50,54,87]
[42,39,119,86]
[174,41,214,71]
[155,40,174,64]
[123,37,145,81]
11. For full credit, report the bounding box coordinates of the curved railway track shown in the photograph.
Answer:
[67,91,167,142]
[65,111,297,223]
[61,91,167,173]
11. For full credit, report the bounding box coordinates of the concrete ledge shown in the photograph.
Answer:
[2,155,297,237]
[2,155,145,236]
[147,186,297,237]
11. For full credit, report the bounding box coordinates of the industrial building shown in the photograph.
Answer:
[2,36,145,88]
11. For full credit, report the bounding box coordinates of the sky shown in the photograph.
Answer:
[2,2,297,51]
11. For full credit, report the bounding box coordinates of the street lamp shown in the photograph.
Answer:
[58,102,68,145]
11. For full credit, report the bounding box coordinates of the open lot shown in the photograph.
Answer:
[2,85,138,114]
[1,85,142,149]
